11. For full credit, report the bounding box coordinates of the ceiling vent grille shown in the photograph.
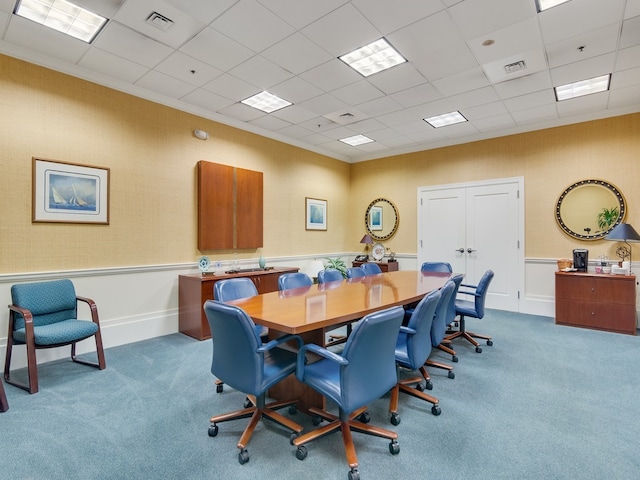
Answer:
[146,12,174,31]
[504,60,526,74]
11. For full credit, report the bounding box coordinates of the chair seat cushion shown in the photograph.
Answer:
[301,359,341,407]
[13,319,98,345]
[455,300,476,317]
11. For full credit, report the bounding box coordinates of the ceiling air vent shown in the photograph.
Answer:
[504,60,526,74]
[146,12,174,32]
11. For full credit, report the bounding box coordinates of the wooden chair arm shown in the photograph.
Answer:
[7,304,35,339]
[76,296,100,324]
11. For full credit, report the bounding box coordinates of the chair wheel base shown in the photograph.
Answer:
[487,340,493,346]
[208,424,218,437]
[390,412,400,425]
[216,384,223,393]
[448,371,455,379]
[296,445,308,460]
[238,448,250,464]
[431,405,441,416]
[348,468,360,480]
[389,440,400,455]
[476,346,482,353]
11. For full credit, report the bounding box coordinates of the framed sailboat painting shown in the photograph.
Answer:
[32,157,110,224]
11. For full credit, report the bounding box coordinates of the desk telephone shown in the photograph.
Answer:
[354,255,369,262]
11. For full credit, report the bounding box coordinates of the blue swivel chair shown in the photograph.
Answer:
[213,278,267,394]
[421,262,453,273]
[346,266,366,279]
[292,306,404,480]
[360,262,383,275]
[0,379,8,412]
[389,288,442,425]
[317,268,344,284]
[424,280,458,383]
[5,279,106,394]
[278,272,313,291]
[447,270,495,353]
[204,300,304,465]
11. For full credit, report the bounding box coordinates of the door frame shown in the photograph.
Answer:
[417,176,525,312]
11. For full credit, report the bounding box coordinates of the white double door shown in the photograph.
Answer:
[417,177,524,312]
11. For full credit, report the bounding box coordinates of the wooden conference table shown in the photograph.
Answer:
[228,270,452,412]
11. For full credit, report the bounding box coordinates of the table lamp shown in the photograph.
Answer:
[605,223,640,266]
[360,234,373,252]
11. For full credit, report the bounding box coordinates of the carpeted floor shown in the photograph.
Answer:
[1,309,639,479]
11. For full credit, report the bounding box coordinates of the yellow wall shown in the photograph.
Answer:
[0,55,350,274]
[2,53,640,275]
[350,114,640,261]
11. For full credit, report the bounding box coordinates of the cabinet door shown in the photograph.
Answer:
[236,167,263,248]
[198,162,233,249]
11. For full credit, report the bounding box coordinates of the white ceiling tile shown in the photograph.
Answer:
[299,59,361,92]
[269,77,324,104]
[448,86,501,110]
[494,70,553,99]
[432,68,490,97]
[179,27,254,72]
[298,93,347,116]
[550,53,616,86]
[0,0,16,13]
[93,22,173,68]
[201,73,258,102]
[351,0,444,35]
[230,55,293,90]
[377,109,421,128]
[472,113,516,132]
[330,80,384,106]
[79,48,148,83]
[616,45,640,72]
[256,0,348,30]
[261,33,333,75]
[135,70,196,98]
[367,63,428,95]
[468,17,543,65]
[448,0,536,40]
[482,48,548,85]
[609,84,640,109]
[180,88,235,112]
[620,15,640,49]
[463,101,509,121]
[301,3,381,56]
[356,96,404,117]
[611,66,640,89]
[154,51,223,87]
[545,23,620,69]
[211,0,295,53]
[391,83,442,108]
[511,103,558,124]
[249,114,291,131]
[218,102,267,122]
[271,105,318,124]
[556,90,609,116]
[414,42,480,82]
[503,89,557,112]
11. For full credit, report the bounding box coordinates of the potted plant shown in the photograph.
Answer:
[324,257,348,278]
[597,206,619,231]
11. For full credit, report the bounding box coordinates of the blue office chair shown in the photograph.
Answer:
[424,280,458,383]
[5,279,106,394]
[389,288,442,425]
[278,272,313,291]
[204,300,304,465]
[213,278,267,394]
[317,268,344,284]
[292,306,404,479]
[421,262,453,273]
[360,262,383,275]
[0,378,8,412]
[346,266,366,278]
[447,270,495,353]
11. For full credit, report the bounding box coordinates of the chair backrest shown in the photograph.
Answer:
[431,281,456,346]
[317,268,344,284]
[278,272,313,291]
[346,267,366,279]
[10,279,77,330]
[361,263,383,275]
[339,306,404,413]
[473,270,495,318]
[446,274,464,323]
[203,300,264,395]
[214,278,258,302]
[403,289,441,368]
[421,262,453,273]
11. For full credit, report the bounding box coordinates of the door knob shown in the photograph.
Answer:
[455,248,464,253]
[467,248,476,254]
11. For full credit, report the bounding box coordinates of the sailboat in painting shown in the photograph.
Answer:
[48,176,96,212]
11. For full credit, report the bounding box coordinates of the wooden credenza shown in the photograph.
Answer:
[555,271,637,335]
[352,260,399,272]
[179,267,298,340]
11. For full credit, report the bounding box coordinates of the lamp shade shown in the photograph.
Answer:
[605,223,640,242]
[360,234,373,245]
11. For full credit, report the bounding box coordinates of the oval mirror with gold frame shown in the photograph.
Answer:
[555,179,626,240]
[365,198,399,241]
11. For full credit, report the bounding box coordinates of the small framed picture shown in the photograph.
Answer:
[306,197,327,231]
[369,205,383,231]
[32,157,110,224]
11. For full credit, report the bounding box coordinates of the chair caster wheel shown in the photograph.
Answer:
[348,467,360,480]
[288,404,297,415]
[296,445,308,460]
[487,340,493,346]
[389,440,400,455]
[431,405,441,416]
[208,424,218,437]
[448,371,455,379]
[415,382,424,392]
[216,384,223,393]
[289,432,300,445]
[311,415,322,426]
[452,355,458,362]
[244,397,253,408]
[425,381,433,390]
[390,412,400,426]
[475,346,482,353]
[238,449,249,465]
[357,412,370,424]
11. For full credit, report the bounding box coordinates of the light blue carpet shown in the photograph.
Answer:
[1,310,639,479]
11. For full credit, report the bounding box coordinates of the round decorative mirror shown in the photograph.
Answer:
[365,198,399,241]
[555,179,626,240]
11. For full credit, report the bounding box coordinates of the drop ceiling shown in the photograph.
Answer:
[1,0,639,163]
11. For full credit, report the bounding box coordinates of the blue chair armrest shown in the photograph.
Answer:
[258,333,303,353]
[296,343,348,381]
[399,326,416,335]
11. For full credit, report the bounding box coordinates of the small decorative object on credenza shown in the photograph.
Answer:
[198,256,210,274]
[386,248,396,262]
[605,223,640,273]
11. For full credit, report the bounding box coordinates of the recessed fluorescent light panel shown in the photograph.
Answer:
[535,0,571,12]
[424,111,468,128]
[339,134,374,146]
[554,74,611,101]
[14,0,108,43]
[241,91,292,113]
[339,38,407,77]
